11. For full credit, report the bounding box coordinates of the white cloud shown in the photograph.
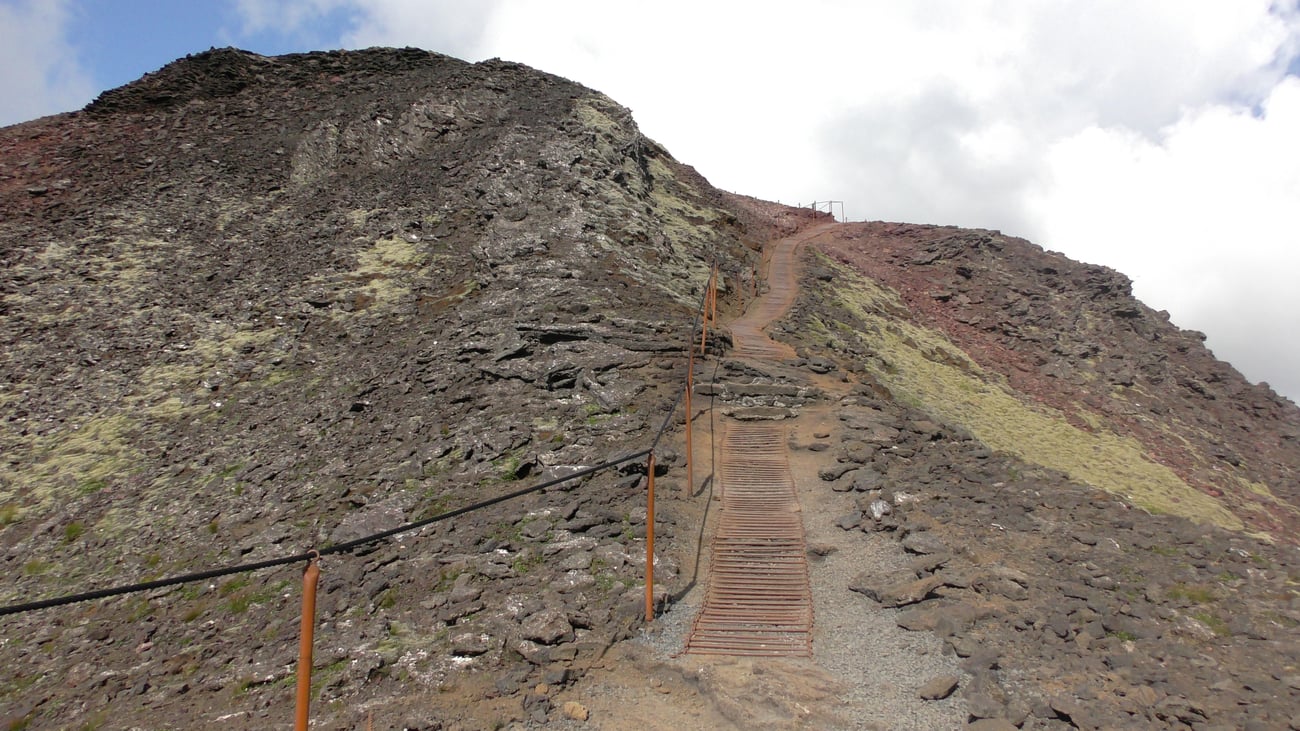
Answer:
[1031,77,1300,397]
[0,0,95,126]
[808,2,1300,400]
[159,1,1300,400]
[234,0,494,58]
[2,0,1292,394]
[332,0,496,54]
[234,0,355,36]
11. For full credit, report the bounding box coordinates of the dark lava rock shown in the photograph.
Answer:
[521,609,574,646]
[0,45,788,730]
[900,532,950,555]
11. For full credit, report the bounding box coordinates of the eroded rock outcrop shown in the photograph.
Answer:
[0,47,821,730]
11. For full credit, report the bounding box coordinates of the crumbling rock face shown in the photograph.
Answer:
[810,222,1300,539]
[5,44,1298,731]
[0,47,773,729]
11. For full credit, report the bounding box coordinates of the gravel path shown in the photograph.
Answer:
[793,404,968,730]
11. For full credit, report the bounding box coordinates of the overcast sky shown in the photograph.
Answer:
[3,0,1298,402]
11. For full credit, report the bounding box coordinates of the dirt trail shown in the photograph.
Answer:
[729,223,837,359]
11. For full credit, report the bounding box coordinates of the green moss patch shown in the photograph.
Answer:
[0,415,142,516]
[820,255,1243,531]
[572,93,721,308]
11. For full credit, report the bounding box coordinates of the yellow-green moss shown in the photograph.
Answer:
[1241,480,1277,500]
[8,237,181,328]
[1074,407,1104,431]
[570,94,723,308]
[823,257,1243,531]
[130,323,282,416]
[146,396,191,419]
[574,97,622,136]
[612,157,717,307]
[531,416,560,432]
[646,158,717,222]
[317,235,457,318]
[358,236,425,271]
[0,414,142,515]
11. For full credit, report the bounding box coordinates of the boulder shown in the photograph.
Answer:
[918,675,960,700]
[521,608,574,646]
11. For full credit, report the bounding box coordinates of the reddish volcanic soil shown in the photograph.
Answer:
[812,221,1300,540]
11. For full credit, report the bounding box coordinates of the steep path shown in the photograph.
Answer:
[545,221,968,730]
[683,421,811,655]
[727,224,833,359]
[683,224,834,656]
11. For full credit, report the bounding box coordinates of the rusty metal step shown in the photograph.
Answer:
[685,422,812,657]
[683,230,819,657]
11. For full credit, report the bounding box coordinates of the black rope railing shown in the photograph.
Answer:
[0,449,652,617]
[1,259,724,619]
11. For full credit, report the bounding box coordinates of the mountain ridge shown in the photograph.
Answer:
[2,47,1297,730]
[806,222,1299,537]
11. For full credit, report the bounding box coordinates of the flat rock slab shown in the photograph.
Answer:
[723,406,797,421]
[697,381,813,398]
[918,675,960,700]
[819,463,860,481]
[850,572,947,607]
[901,532,950,555]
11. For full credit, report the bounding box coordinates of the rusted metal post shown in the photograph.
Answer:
[711,266,718,329]
[294,552,321,731]
[644,451,656,623]
[685,347,694,499]
[707,267,717,330]
[699,298,709,356]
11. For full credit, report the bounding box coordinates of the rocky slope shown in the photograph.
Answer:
[0,47,819,730]
[779,223,1300,729]
[807,224,1299,537]
[1,46,1297,731]
[539,212,1300,730]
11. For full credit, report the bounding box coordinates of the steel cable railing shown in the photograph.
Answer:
[1,258,728,730]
